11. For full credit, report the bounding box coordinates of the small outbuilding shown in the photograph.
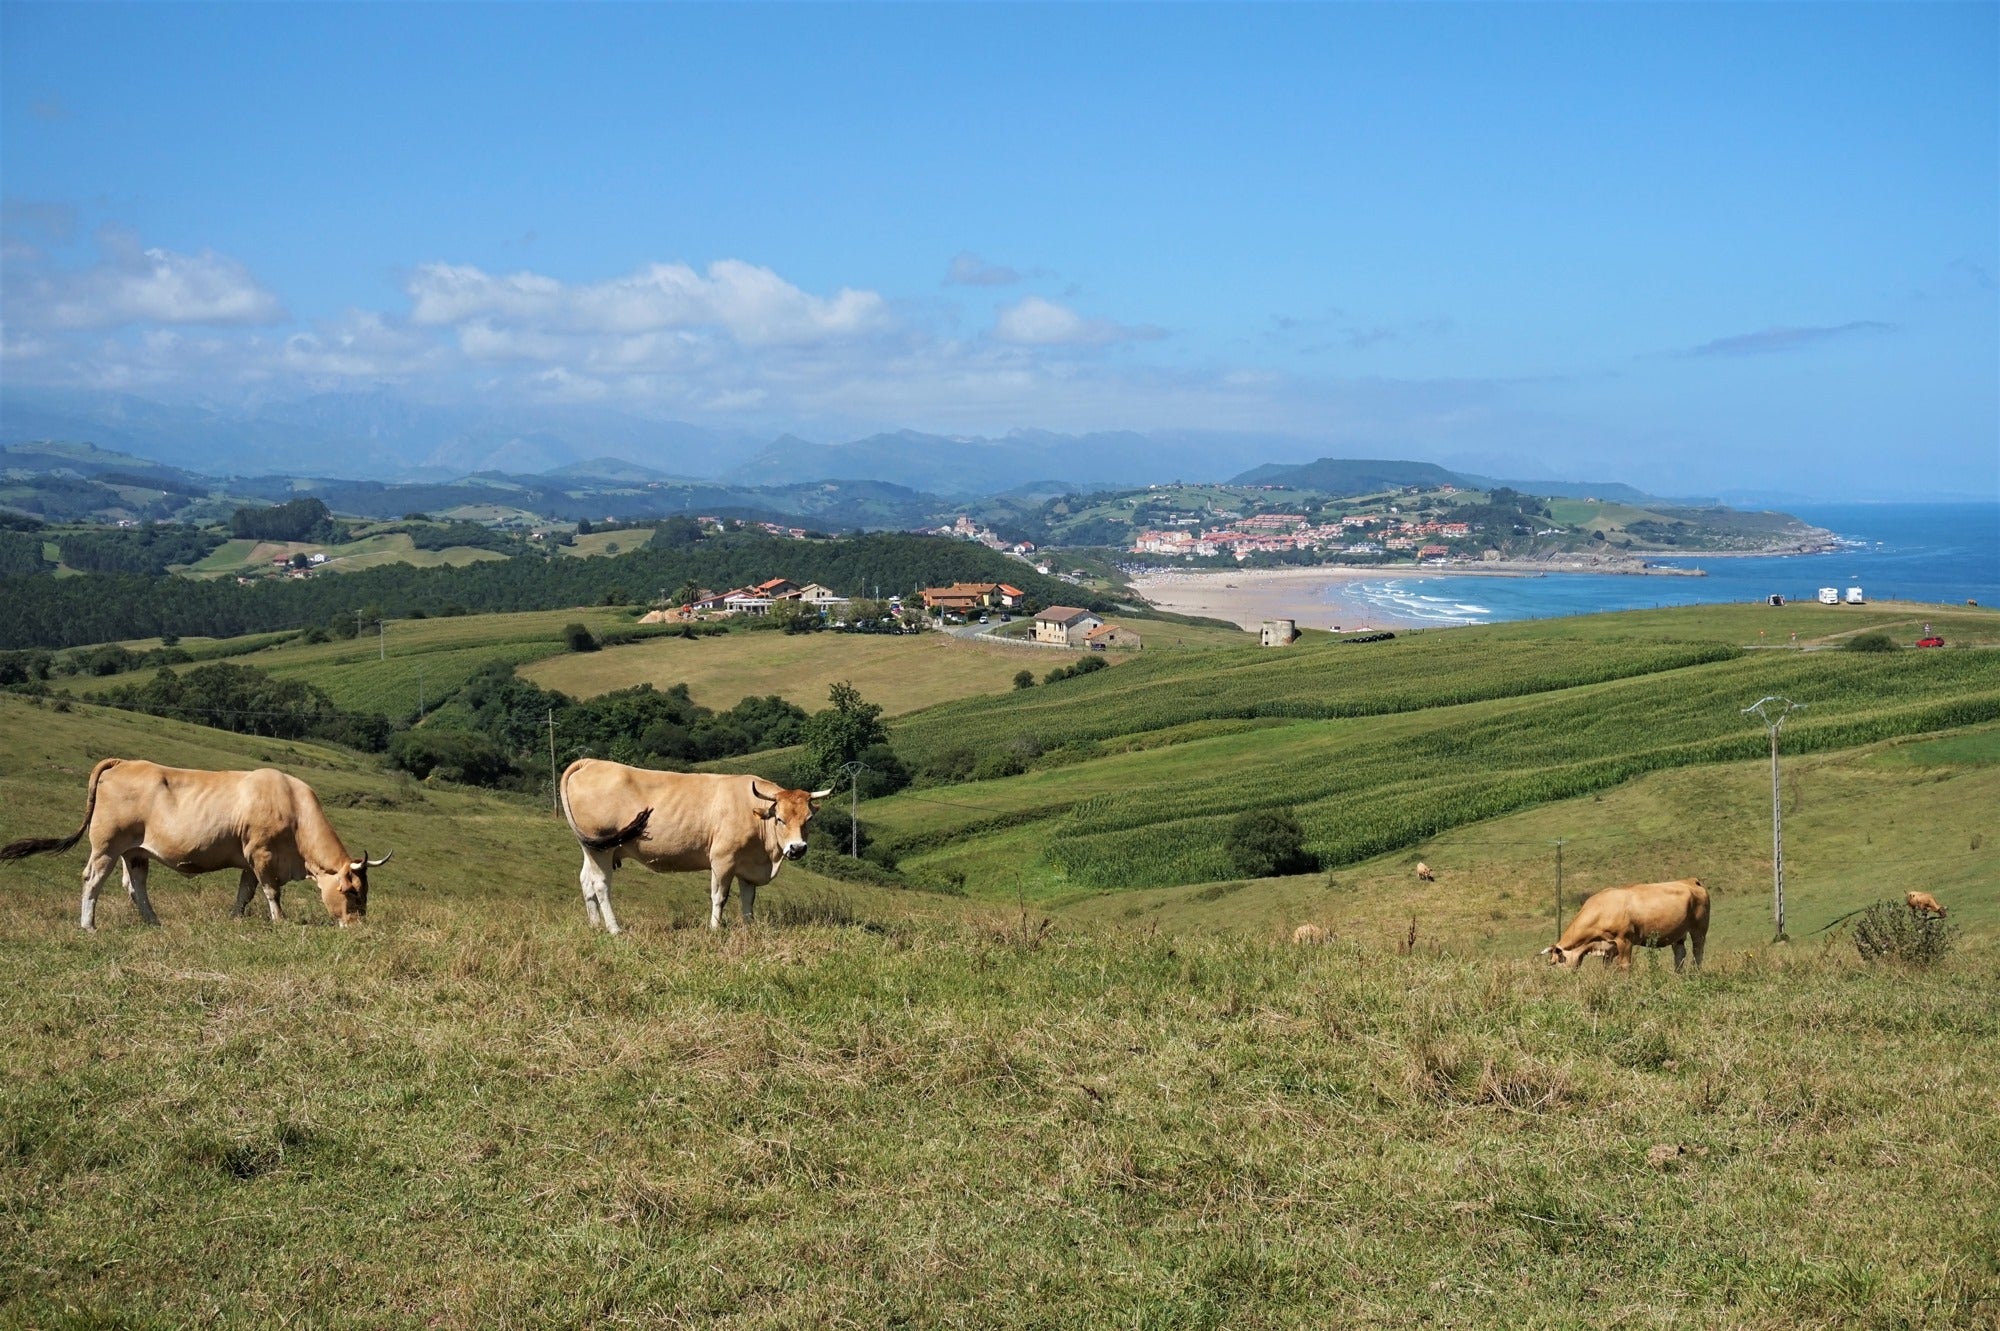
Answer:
[1261,618,1297,646]
[1083,623,1143,651]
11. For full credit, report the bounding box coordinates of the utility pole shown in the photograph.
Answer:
[378,617,385,661]
[417,668,425,722]
[548,708,559,811]
[839,760,869,857]
[1554,837,1565,940]
[1743,696,1806,942]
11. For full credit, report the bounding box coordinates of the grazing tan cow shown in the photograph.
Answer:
[1415,861,1436,882]
[1905,891,1947,918]
[1291,923,1327,945]
[558,758,830,932]
[1540,878,1710,972]
[0,758,389,930]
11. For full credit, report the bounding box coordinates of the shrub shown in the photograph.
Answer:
[1224,807,1317,878]
[1845,632,1897,653]
[1852,900,1955,965]
[387,730,522,788]
[1014,670,1035,690]
[562,622,599,653]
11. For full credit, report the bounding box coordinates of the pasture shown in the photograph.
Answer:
[0,693,1993,1326]
[183,533,509,579]
[526,625,1073,716]
[866,612,2000,897]
[60,606,663,720]
[4,604,1998,1327]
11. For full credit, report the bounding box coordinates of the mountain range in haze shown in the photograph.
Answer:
[0,386,1766,505]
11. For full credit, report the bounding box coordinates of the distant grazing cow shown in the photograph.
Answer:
[0,759,389,929]
[559,758,831,932]
[1541,878,1710,972]
[1905,891,1947,919]
[1415,862,1435,882]
[1291,923,1327,945]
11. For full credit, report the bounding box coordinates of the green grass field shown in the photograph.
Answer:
[184,534,510,579]
[7,604,2000,1326]
[524,625,1064,716]
[1,693,1996,1326]
[62,606,660,720]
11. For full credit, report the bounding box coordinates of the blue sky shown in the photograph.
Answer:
[3,2,1995,496]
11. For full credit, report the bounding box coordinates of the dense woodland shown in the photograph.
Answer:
[0,530,1097,650]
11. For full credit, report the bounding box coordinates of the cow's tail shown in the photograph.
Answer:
[0,757,116,863]
[558,759,651,852]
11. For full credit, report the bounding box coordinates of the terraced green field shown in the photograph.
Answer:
[868,607,2000,896]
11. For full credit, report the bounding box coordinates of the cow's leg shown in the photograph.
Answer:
[231,870,258,918]
[122,853,161,927]
[1690,923,1707,971]
[709,869,733,930]
[79,851,117,931]
[738,880,757,925]
[261,881,286,923]
[578,847,620,935]
[1612,938,1634,971]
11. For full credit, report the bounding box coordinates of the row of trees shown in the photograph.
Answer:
[96,663,392,750]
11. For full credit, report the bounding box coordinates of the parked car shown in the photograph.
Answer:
[1916,635,1946,648]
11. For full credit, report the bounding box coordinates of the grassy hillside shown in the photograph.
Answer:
[866,608,2000,897]
[1057,726,2000,948]
[3,651,1998,1327]
[185,533,511,578]
[525,626,1061,716]
[62,606,660,720]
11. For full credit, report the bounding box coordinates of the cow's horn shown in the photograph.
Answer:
[366,850,393,868]
[809,787,835,800]
[749,781,777,802]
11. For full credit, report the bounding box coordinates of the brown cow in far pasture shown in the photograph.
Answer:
[0,759,389,929]
[1541,878,1710,973]
[1415,862,1435,882]
[1905,891,1947,918]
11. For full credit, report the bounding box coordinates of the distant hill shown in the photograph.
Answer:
[1228,458,1467,494]
[542,457,687,484]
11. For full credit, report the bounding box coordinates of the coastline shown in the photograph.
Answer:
[1129,566,1439,632]
[1130,556,1729,632]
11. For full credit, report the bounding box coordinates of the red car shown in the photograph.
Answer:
[1916,636,1945,648]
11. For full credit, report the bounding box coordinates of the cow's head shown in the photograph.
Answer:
[316,849,391,925]
[1539,942,1610,969]
[750,782,832,861]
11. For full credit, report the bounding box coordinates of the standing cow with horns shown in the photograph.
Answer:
[0,759,391,929]
[558,758,833,932]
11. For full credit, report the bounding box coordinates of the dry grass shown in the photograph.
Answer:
[522,627,1061,715]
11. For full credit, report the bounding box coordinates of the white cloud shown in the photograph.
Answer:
[992,295,1165,347]
[3,225,285,330]
[404,258,887,346]
[283,310,439,378]
[945,252,1024,287]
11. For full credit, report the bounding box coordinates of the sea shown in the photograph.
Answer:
[1334,502,2000,628]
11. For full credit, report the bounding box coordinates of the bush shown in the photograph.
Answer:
[388,730,522,788]
[1224,807,1317,878]
[1014,670,1035,690]
[562,622,599,652]
[1845,632,1897,653]
[1852,900,1955,965]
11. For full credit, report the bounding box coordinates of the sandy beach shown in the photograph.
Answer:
[1129,557,1704,632]
[1130,566,1444,632]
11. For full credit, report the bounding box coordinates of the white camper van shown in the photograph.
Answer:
[1844,587,1865,605]
[1817,587,1840,605]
